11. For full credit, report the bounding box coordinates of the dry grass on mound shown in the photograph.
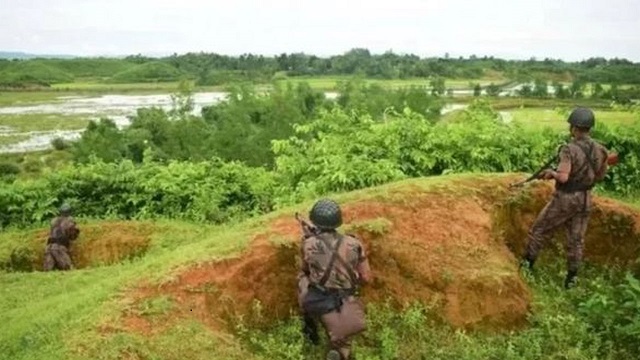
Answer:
[1,221,154,271]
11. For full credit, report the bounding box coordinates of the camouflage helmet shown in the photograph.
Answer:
[59,203,72,215]
[567,107,595,129]
[309,199,342,230]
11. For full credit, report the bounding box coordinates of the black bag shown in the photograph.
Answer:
[302,286,342,316]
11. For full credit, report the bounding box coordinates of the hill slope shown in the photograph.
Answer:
[1,173,639,360]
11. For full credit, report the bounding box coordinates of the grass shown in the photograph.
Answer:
[274,75,504,91]
[507,108,637,130]
[0,150,73,178]
[0,174,638,359]
[0,91,72,106]
[0,134,29,147]
[0,113,90,133]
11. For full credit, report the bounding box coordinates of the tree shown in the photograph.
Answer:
[473,83,482,97]
[486,83,501,96]
[430,77,446,96]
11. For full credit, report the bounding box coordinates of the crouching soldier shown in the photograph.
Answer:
[44,204,80,271]
[297,199,373,360]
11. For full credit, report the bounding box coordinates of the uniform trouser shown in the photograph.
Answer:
[524,190,591,273]
[297,276,355,359]
[43,243,73,271]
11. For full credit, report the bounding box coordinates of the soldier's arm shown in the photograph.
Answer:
[68,219,80,241]
[298,239,310,277]
[356,243,373,284]
[594,147,609,182]
[551,146,572,183]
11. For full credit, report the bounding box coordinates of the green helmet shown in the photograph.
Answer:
[567,107,595,129]
[59,203,72,215]
[309,199,342,230]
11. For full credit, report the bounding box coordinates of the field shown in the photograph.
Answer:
[0,113,89,132]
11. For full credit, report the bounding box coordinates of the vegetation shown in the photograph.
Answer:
[1,50,640,89]
[0,63,639,359]
[0,113,90,132]
[1,89,638,230]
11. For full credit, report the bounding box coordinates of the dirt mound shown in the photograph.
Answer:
[120,176,640,336]
[496,183,640,272]
[2,221,153,272]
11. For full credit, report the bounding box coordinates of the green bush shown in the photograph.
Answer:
[50,137,70,151]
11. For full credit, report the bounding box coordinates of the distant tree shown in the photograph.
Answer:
[591,83,604,99]
[486,83,501,96]
[518,84,533,97]
[569,80,585,98]
[430,77,446,96]
[532,79,548,98]
[473,83,482,97]
[553,81,568,99]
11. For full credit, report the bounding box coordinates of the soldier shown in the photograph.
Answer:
[297,199,372,360]
[43,203,80,271]
[521,107,610,289]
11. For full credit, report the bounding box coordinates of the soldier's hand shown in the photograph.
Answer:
[539,169,555,180]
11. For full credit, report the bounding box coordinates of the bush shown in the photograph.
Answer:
[0,162,20,176]
[51,137,70,151]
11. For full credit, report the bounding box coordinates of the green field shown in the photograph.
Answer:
[508,108,638,130]
[273,76,504,91]
[0,113,90,133]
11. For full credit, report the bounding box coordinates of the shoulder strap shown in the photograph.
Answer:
[574,141,598,177]
[317,234,345,288]
[317,234,359,288]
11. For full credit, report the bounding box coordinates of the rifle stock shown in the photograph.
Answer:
[295,212,319,238]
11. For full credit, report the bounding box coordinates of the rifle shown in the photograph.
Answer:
[509,155,558,189]
[295,212,320,239]
[509,147,620,189]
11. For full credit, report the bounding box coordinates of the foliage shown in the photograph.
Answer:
[4,50,640,88]
[0,158,277,229]
[109,61,184,83]
[50,137,70,151]
[0,61,73,86]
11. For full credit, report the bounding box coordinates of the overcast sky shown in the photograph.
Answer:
[1,0,639,61]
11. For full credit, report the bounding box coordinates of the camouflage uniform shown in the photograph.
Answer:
[298,230,371,360]
[523,136,608,282]
[43,215,79,271]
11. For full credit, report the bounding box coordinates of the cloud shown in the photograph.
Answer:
[0,0,638,61]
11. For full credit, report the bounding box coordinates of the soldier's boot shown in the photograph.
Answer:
[326,349,342,360]
[564,270,578,289]
[302,314,320,345]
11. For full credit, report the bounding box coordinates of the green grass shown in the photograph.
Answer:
[0,91,72,106]
[507,108,637,130]
[0,150,73,178]
[275,76,503,91]
[0,113,90,132]
[0,134,29,147]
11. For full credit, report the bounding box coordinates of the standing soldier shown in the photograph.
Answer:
[297,199,372,360]
[43,203,80,271]
[521,107,611,289]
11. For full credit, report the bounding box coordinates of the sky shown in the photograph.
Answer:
[1,0,639,61]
